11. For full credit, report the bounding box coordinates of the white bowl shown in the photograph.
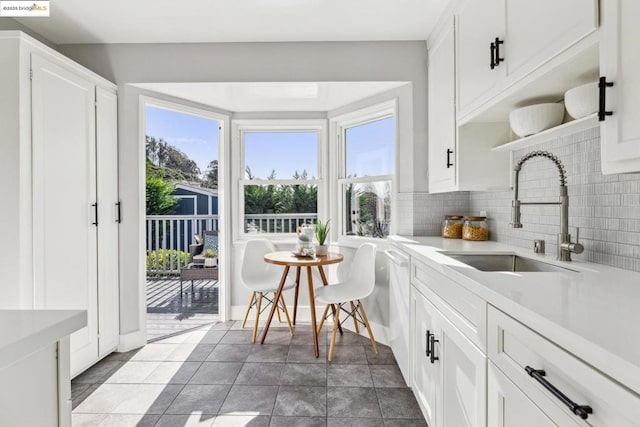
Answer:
[564,82,598,119]
[509,103,565,138]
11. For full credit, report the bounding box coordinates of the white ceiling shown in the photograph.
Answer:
[17,0,449,44]
[134,82,409,112]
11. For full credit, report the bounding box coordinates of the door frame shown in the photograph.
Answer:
[139,95,231,323]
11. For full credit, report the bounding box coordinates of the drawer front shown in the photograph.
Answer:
[410,257,486,351]
[488,305,640,426]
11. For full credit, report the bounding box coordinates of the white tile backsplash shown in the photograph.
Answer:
[468,126,640,272]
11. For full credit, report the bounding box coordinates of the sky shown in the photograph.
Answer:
[145,106,219,174]
[145,106,394,179]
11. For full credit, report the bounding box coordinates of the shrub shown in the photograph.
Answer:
[146,249,190,272]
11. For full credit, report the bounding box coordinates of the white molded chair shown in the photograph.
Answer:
[315,243,379,361]
[240,239,295,343]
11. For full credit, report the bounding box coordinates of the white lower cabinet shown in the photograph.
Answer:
[411,286,486,427]
[488,362,560,427]
[488,305,640,426]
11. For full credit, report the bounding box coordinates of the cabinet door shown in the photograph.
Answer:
[411,288,441,426]
[487,362,561,427]
[456,0,505,116]
[96,87,120,357]
[438,309,486,427]
[505,0,598,82]
[31,53,98,376]
[428,20,456,193]
[600,0,640,173]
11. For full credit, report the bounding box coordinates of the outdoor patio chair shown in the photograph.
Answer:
[189,230,219,264]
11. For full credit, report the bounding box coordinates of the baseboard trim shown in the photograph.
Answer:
[118,329,146,352]
[230,305,389,346]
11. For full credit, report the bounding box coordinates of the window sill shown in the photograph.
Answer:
[333,236,391,249]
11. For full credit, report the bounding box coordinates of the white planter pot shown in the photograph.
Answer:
[315,244,328,256]
[204,257,217,267]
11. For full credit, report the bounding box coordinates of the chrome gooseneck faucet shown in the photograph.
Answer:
[510,151,583,261]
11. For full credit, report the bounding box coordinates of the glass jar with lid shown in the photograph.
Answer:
[462,216,489,241]
[441,215,463,239]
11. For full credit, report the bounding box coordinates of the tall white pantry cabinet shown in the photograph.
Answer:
[0,31,119,376]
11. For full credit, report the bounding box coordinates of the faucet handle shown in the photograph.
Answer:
[571,227,584,254]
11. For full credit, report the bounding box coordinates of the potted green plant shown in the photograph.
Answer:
[202,248,218,267]
[315,219,330,256]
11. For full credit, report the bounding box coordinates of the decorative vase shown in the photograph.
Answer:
[315,244,328,256]
[204,257,216,268]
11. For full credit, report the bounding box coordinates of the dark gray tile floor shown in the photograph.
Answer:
[72,321,427,427]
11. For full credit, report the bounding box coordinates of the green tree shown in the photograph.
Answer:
[203,160,218,189]
[146,160,178,215]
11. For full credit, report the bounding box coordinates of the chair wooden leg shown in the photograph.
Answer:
[241,292,255,329]
[330,304,344,335]
[350,301,360,334]
[252,293,263,343]
[317,304,331,335]
[275,292,282,323]
[279,294,294,336]
[358,301,378,354]
[328,303,340,362]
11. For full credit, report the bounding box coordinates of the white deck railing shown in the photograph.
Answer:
[146,213,317,274]
[244,213,317,234]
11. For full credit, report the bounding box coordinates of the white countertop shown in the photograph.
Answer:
[390,235,640,395]
[0,310,87,369]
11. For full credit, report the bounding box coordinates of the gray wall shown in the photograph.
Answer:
[469,127,640,272]
[57,41,430,337]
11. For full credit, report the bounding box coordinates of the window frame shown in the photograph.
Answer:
[232,119,328,240]
[329,100,398,243]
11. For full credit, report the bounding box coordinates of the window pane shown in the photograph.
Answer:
[244,132,318,179]
[244,183,318,233]
[345,117,394,177]
[342,180,391,237]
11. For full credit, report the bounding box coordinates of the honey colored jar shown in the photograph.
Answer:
[442,215,463,238]
[462,216,489,241]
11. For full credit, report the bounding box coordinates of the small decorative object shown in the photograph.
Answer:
[442,215,463,238]
[509,103,565,137]
[462,216,489,241]
[193,234,202,244]
[296,224,315,253]
[564,82,598,119]
[202,248,218,267]
[315,219,330,256]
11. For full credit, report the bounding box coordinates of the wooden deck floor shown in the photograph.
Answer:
[146,278,219,342]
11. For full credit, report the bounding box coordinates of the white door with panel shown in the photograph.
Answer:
[504,0,598,82]
[96,86,120,358]
[436,302,486,427]
[600,0,640,173]
[456,0,505,116]
[411,288,441,427]
[387,248,411,385]
[428,19,456,192]
[31,53,99,375]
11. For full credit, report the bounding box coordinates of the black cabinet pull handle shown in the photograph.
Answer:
[91,203,98,226]
[425,330,431,357]
[525,366,593,420]
[429,334,439,364]
[494,38,504,67]
[446,149,454,168]
[598,76,614,122]
[116,201,122,223]
[490,42,496,69]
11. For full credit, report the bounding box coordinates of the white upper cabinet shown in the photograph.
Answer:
[504,0,598,82]
[456,0,505,116]
[599,0,640,174]
[454,0,598,122]
[428,19,456,192]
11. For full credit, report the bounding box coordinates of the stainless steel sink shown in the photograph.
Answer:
[444,253,577,273]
